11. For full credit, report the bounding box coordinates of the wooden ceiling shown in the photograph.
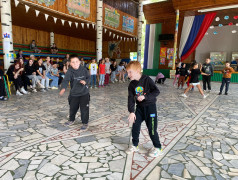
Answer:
[10,0,134,41]
[143,0,238,24]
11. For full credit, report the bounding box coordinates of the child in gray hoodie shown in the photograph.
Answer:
[59,54,90,130]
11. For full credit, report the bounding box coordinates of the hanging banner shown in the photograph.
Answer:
[67,0,90,18]
[122,16,134,33]
[30,0,56,6]
[167,48,174,60]
[104,6,120,28]
[160,57,166,65]
[160,47,167,58]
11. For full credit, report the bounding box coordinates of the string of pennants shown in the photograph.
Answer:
[14,0,137,42]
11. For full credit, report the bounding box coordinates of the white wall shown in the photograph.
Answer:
[195,25,238,63]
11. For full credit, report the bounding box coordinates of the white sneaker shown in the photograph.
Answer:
[126,145,139,154]
[123,80,125,83]
[16,90,23,96]
[51,87,58,90]
[38,83,45,89]
[203,94,209,99]
[149,147,164,157]
[114,79,118,82]
[20,87,28,95]
[180,94,188,98]
[32,89,37,93]
[119,80,123,83]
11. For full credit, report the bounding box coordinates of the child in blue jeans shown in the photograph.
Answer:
[89,59,98,88]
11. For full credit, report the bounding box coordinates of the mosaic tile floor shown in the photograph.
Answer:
[0,78,238,180]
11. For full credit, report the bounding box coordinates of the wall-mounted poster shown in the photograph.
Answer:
[167,48,174,60]
[67,0,90,18]
[30,0,56,6]
[210,52,227,65]
[108,41,121,58]
[160,47,167,58]
[105,6,120,28]
[122,16,134,33]
[168,60,173,67]
[160,57,166,65]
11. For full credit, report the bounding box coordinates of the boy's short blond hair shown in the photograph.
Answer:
[126,61,142,72]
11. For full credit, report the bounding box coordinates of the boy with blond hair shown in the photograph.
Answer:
[126,61,163,157]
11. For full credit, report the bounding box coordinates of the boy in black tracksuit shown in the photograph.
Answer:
[126,61,163,157]
[0,69,7,101]
[59,54,90,130]
[202,58,214,92]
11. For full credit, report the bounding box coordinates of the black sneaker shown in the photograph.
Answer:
[218,92,222,95]
[80,124,88,130]
[64,121,75,126]
[0,97,8,101]
[225,92,228,95]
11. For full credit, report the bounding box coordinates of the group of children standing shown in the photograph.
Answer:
[88,58,128,88]
[174,58,235,98]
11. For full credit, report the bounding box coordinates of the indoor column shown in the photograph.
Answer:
[96,0,103,61]
[137,0,143,63]
[1,0,14,71]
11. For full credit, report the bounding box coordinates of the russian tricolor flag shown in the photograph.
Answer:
[179,13,216,61]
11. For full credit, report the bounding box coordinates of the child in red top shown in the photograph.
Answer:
[99,59,106,87]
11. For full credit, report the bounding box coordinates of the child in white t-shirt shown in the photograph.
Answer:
[89,59,98,88]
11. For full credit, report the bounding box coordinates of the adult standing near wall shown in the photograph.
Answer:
[202,58,213,92]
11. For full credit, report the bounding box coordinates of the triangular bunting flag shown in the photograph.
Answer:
[92,24,95,29]
[104,29,107,33]
[75,22,78,28]
[131,38,132,41]
[35,10,40,17]
[45,14,49,21]
[120,37,122,40]
[109,32,112,36]
[25,5,30,13]
[81,23,84,28]
[113,34,115,38]
[68,21,72,27]
[87,23,90,28]
[53,17,57,24]
[14,0,19,7]
[124,37,126,41]
[61,19,65,26]
[117,35,119,39]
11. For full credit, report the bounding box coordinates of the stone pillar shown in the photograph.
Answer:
[96,0,103,61]
[137,0,143,63]
[50,32,54,46]
[1,0,14,71]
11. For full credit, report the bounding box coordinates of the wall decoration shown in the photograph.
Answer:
[213,31,218,35]
[168,60,173,67]
[228,22,233,26]
[105,6,120,28]
[234,16,238,20]
[218,24,223,27]
[30,0,56,6]
[160,57,165,65]
[160,47,167,58]
[215,17,220,21]
[108,41,121,58]
[167,48,174,60]
[122,16,134,33]
[224,16,229,20]
[67,0,90,18]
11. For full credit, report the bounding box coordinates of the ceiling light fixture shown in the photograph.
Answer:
[198,4,238,12]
